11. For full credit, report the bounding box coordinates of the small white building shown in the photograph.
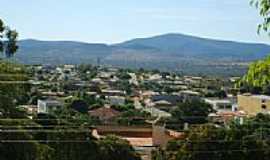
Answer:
[37,99,63,114]
[149,74,162,81]
[143,107,171,118]
[179,90,200,102]
[204,98,233,112]
[128,73,139,86]
[107,96,126,106]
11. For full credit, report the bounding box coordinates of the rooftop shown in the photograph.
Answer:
[252,95,270,100]
[204,98,232,104]
[240,94,270,100]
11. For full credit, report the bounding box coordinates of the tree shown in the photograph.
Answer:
[152,114,270,160]
[116,70,132,80]
[116,80,133,95]
[0,18,18,57]
[98,135,141,160]
[77,64,98,80]
[238,56,270,91]
[0,119,54,160]
[171,100,214,124]
[0,93,26,118]
[70,99,89,113]
[251,0,270,35]
[117,109,150,125]
[1,63,30,99]
[237,1,270,93]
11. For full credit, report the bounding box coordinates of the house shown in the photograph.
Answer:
[91,78,105,85]
[98,71,114,80]
[41,91,65,97]
[153,100,175,112]
[204,98,233,112]
[19,105,37,115]
[208,111,247,124]
[88,106,121,123]
[92,125,154,160]
[143,106,172,118]
[128,73,139,86]
[92,125,184,159]
[179,90,200,102]
[141,91,159,99]
[101,89,126,96]
[152,125,185,148]
[37,99,63,114]
[107,96,126,106]
[238,94,270,116]
[149,74,162,81]
[151,95,182,105]
[63,64,75,71]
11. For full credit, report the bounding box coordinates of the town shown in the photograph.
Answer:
[5,63,268,160]
[2,0,270,160]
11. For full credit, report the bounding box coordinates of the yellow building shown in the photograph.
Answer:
[237,94,270,116]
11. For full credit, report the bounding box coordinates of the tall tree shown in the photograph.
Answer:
[152,114,270,160]
[171,100,214,124]
[251,0,270,35]
[0,18,18,57]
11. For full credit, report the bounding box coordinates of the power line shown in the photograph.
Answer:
[0,129,91,133]
[0,140,93,143]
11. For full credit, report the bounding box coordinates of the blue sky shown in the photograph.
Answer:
[1,0,269,44]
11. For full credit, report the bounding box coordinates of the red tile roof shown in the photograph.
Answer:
[88,107,121,120]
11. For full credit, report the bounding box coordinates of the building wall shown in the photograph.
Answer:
[204,99,232,111]
[96,126,152,138]
[108,96,125,106]
[37,100,62,114]
[37,100,47,113]
[152,126,175,148]
[238,95,270,116]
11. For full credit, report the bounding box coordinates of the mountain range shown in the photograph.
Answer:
[14,33,270,75]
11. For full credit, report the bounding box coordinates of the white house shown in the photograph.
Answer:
[37,99,63,114]
[204,98,233,112]
[107,96,126,106]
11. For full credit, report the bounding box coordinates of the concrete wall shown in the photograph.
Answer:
[96,126,152,138]
[238,95,270,116]
[152,126,175,148]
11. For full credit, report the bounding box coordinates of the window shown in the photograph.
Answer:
[262,105,267,110]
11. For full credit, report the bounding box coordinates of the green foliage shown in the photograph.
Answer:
[0,18,18,57]
[0,61,30,117]
[121,109,150,118]
[153,114,270,160]
[72,91,105,109]
[0,61,140,160]
[98,135,141,160]
[111,103,135,112]
[44,131,98,160]
[251,0,270,35]
[70,99,89,113]
[240,56,270,87]
[204,90,227,98]
[0,93,26,118]
[171,100,214,124]
[117,109,151,125]
[116,70,132,80]
[238,56,270,95]
[140,81,163,92]
[0,120,53,160]
[77,64,97,80]
[115,80,133,95]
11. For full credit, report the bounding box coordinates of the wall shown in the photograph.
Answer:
[238,95,270,116]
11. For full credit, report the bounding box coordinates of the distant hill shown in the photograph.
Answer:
[115,33,270,60]
[17,39,111,64]
[14,33,270,76]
